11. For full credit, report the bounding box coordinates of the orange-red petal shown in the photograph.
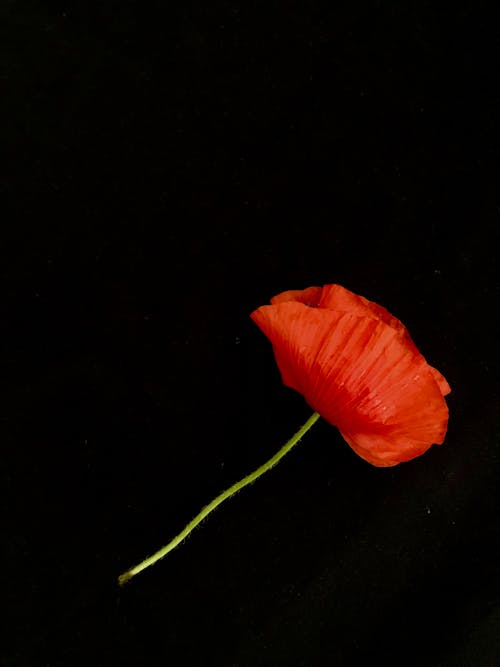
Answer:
[270,286,323,307]
[251,286,450,467]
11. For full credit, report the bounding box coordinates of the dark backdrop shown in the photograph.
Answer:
[2,2,499,666]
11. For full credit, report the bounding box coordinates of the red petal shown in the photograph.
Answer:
[276,284,451,398]
[320,284,421,349]
[251,299,449,467]
[270,286,323,307]
[428,367,451,396]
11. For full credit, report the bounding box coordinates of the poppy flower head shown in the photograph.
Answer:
[251,284,450,467]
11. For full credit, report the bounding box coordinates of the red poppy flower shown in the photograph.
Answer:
[117,283,452,585]
[251,284,450,467]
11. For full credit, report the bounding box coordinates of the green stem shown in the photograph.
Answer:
[118,411,321,585]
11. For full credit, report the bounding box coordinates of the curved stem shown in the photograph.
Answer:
[118,411,321,585]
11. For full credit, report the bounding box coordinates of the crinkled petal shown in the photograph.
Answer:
[270,286,323,307]
[251,300,449,467]
[429,366,451,396]
[278,284,451,398]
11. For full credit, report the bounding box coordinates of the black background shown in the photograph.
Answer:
[2,2,500,666]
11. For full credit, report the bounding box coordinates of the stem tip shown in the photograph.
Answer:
[118,570,134,586]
